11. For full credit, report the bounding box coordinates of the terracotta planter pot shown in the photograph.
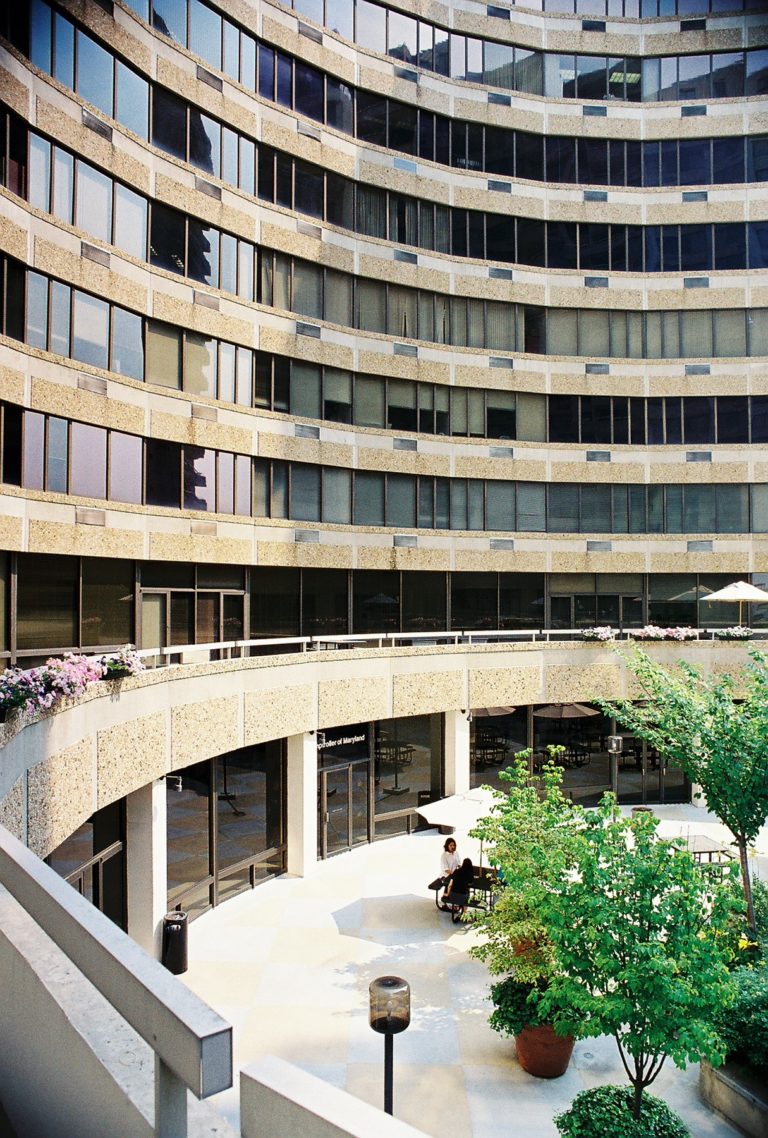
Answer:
[515,1024,574,1078]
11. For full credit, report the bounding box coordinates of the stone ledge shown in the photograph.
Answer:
[700,1059,768,1138]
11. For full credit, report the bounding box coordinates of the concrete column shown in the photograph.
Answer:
[125,778,167,959]
[443,710,470,796]
[286,732,318,877]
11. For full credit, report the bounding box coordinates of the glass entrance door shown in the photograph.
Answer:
[318,759,371,859]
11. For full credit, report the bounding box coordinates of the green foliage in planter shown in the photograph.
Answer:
[555,1087,690,1138]
[470,752,582,988]
[714,965,768,1068]
[488,977,550,1037]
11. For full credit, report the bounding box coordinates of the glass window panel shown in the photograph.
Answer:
[116,62,149,139]
[111,308,143,380]
[293,261,322,318]
[16,552,77,650]
[295,62,324,121]
[484,42,515,90]
[184,334,217,398]
[291,361,322,419]
[258,44,275,100]
[576,54,607,99]
[291,465,321,521]
[486,482,514,530]
[53,12,74,87]
[113,183,147,260]
[146,321,181,388]
[30,0,53,73]
[191,115,220,180]
[28,135,51,212]
[388,10,417,65]
[714,309,746,356]
[222,21,240,81]
[680,223,712,271]
[327,0,354,39]
[716,396,748,444]
[152,0,186,43]
[386,474,416,527]
[684,395,715,443]
[76,31,114,117]
[355,279,385,332]
[82,558,133,645]
[356,0,386,52]
[389,101,418,155]
[184,446,215,511]
[71,422,107,499]
[46,417,68,494]
[324,269,352,327]
[220,234,238,296]
[323,468,351,523]
[679,139,710,186]
[677,54,711,99]
[109,432,142,504]
[151,88,187,162]
[355,375,385,427]
[52,147,74,223]
[23,411,45,490]
[547,309,578,356]
[715,223,746,270]
[189,0,222,71]
[294,162,324,218]
[75,162,112,244]
[680,310,713,359]
[72,291,109,369]
[145,439,180,507]
[323,368,352,423]
[548,484,579,531]
[150,202,186,275]
[354,470,384,524]
[326,77,354,133]
[683,485,715,532]
[746,50,768,96]
[236,347,252,407]
[26,271,48,350]
[50,281,70,358]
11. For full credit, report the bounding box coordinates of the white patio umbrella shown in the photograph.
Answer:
[417,786,499,868]
[416,786,498,831]
[701,580,768,625]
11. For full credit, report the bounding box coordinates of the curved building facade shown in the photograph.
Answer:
[0,0,766,931]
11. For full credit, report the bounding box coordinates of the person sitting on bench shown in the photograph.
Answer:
[444,857,474,907]
[439,837,460,895]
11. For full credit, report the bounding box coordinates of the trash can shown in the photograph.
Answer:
[161,909,188,975]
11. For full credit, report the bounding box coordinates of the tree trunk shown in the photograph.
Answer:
[632,1080,643,1121]
[737,833,757,936]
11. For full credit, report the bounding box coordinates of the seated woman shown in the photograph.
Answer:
[440,838,460,889]
[444,857,474,905]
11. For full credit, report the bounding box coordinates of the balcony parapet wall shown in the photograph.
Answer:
[0,639,752,860]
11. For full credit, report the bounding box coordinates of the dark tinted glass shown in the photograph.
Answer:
[150,203,186,274]
[146,439,181,507]
[152,88,186,161]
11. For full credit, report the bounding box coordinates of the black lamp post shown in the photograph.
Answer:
[369,975,410,1116]
[607,734,623,795]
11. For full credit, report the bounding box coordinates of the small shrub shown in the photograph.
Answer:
[715,965,768,1068]
[488,977,547,1037]
[555,1086,690,1138]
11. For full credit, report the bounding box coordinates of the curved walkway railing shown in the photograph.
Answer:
[137,626,767,667]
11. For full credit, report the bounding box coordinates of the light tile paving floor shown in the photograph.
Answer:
[183,804,767,1138]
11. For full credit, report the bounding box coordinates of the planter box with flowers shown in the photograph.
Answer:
[0,647,144,723]
[582,625,699,643]
[713,626,753,641]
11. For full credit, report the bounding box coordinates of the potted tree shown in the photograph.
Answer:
[470,751,582,1078]
[545,802,738,1134]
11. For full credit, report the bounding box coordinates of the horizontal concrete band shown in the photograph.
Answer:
[0,639,750,861]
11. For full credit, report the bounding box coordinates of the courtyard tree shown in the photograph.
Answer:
[540,803,737,1125]
[597,647,768,935]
